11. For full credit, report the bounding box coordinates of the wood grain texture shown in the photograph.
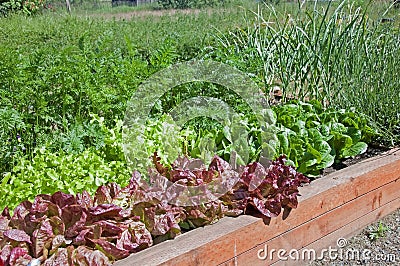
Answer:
[223,179,400,265]
[272,198,400,266]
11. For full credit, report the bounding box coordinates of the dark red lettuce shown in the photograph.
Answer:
[72,246,111,266]
[43,247,71,266]
[32,219,54,257]
[0,154,309,265]
[8,247,31,266]
[221,155,310,218]
[3,229,31,244]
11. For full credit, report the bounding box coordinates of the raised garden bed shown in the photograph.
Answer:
[114,148,400,265]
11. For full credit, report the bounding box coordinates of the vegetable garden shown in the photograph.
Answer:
[0,0,399,265]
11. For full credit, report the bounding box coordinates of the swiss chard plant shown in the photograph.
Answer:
[271,100,377,176]
[177,100,377,177]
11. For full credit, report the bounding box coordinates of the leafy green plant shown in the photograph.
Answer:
[175,100,377,177]
[270,100,376,176]
[0,107,27,176]
[0,117,131,212]
[368,221,389,241]
[123,114,186,174]
[0,147,131,212]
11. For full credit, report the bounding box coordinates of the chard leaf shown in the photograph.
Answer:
[346,127,362,143]
[341,142,368,158]
[277,132,289,154]
[318,154,335,170]
[306,144,322,162]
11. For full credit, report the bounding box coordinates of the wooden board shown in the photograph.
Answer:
[222,180,400,265]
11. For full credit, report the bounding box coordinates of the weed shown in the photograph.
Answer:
[368,221,389,240]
